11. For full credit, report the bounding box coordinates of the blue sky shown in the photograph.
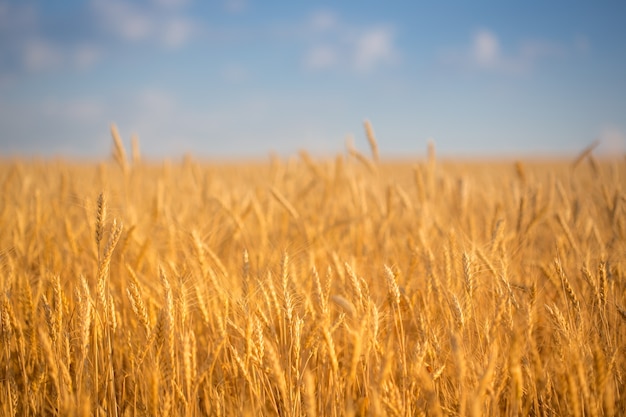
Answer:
[1,1,625,158]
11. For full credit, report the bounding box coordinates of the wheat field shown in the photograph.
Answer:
[1,125,625,416]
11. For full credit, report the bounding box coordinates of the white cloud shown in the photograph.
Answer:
[91,0,198,48]
[472,29,500,68]
[353,27,396,72]
[302,11,398,74]
[445,28,566,75]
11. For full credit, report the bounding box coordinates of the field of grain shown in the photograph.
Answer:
[1,127,625,416]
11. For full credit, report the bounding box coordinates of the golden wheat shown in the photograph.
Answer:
[0,125,625,416]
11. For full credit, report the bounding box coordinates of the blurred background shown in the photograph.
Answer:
[0,0,625,159]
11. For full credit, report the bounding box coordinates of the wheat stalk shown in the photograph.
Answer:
[95,192,106,254]
[111,123,129,173]
[363,119,380,162]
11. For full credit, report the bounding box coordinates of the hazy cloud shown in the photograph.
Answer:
[91,0,199,48]
[473,29,500,68]
[443,28,566,75]
[41,97,105,122]
[22,39,63,72]
[162,18,195,48]
[309,10,338,32]
[353,27,397,71]
[93,0,153,42]
[302,11,398,73]
[19,40,102,73]
[135,89,177,117]
[303,45,338,70]
[73,44,102,71]
[598,126,625,154]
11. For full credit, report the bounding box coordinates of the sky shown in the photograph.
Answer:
[1,0,625,159]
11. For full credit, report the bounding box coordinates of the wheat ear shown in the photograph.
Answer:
[363,119,380,162]
[110,123,129,173]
